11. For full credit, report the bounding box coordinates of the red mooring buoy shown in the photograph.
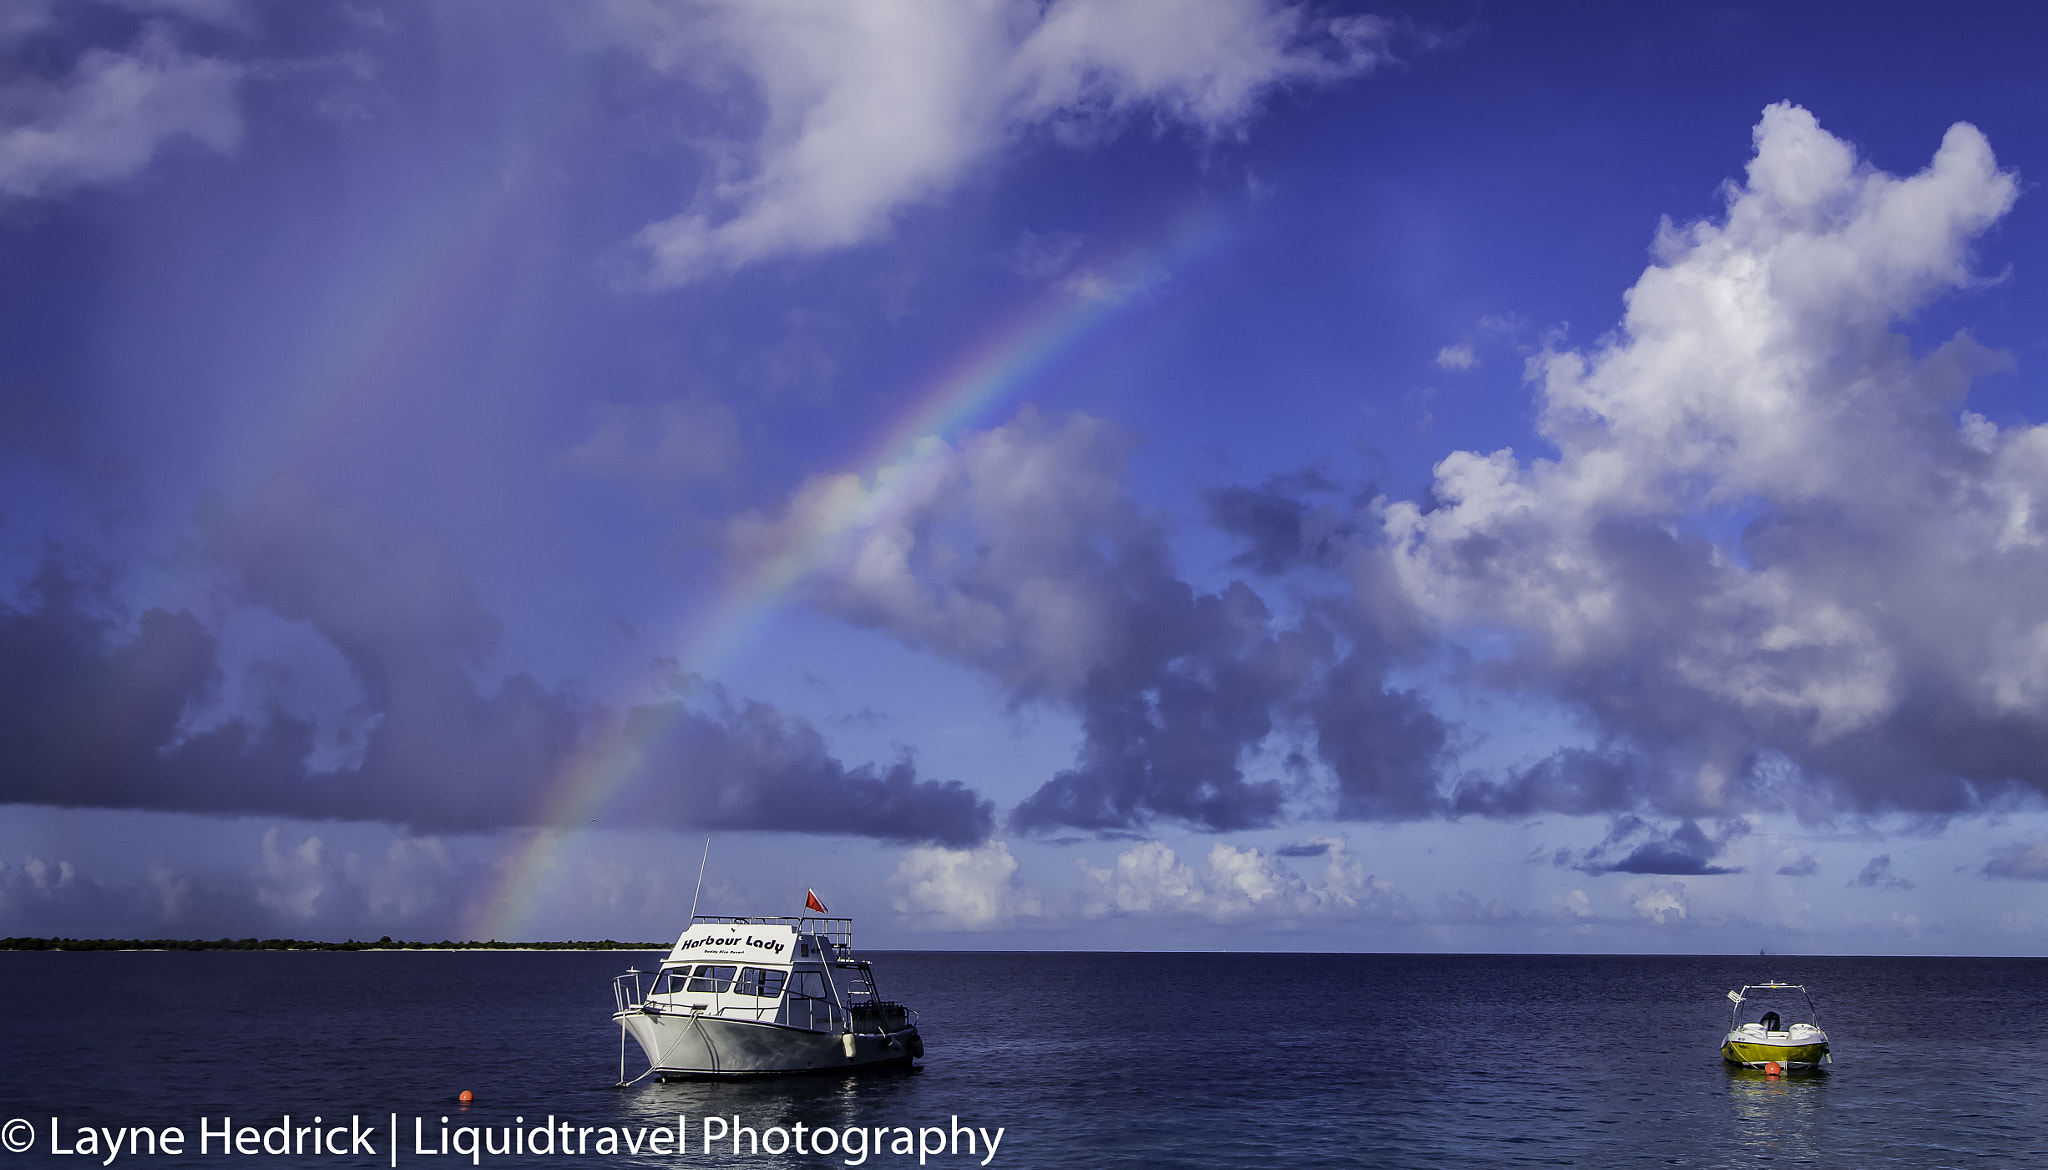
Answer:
[1763,1062,1782,1077]
[458,1090,474,1102]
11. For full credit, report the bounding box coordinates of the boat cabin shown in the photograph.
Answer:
[622,915,908,1035]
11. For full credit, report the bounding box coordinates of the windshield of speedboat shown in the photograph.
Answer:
[1730,986,1819,1028]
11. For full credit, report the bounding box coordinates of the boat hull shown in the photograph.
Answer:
[1721,1039,1829,1069]
[616,1009,920,1078]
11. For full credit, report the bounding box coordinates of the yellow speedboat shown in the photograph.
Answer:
[1721,982,1830,1070]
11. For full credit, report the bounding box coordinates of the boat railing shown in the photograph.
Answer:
[613,969,646,1014]
[849,1001,917,1035]
[780,995,916,1035]
[615,967,917,1035]
[691,914,798,926]
[802,917,854,957]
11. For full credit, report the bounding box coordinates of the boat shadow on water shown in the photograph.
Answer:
[610,1059,934,1148]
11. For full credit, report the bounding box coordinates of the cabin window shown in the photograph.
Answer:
[684,965,736,993]
[789,970,829,1001]
[733,968,787,998]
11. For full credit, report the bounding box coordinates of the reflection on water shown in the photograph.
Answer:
[613,1065,932,1168]
[1724,1066,1831,1165]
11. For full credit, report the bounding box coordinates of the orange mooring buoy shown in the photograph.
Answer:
[1763,1062,1782,1077]
[458,1090,474,1103]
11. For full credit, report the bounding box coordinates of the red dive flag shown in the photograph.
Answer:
[805,889,829,914]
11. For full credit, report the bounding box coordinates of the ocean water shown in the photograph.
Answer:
[2,951,2044,1168]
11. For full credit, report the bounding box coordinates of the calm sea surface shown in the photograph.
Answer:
[2,952,2044,1168]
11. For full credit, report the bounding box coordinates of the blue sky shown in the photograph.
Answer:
[6,0,2048,952]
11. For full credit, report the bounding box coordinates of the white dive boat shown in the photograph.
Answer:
[611,915,923,1080]
[1721,982,1830,1070]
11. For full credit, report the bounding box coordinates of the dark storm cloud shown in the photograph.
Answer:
[1567,817,1745,876]
[618,686,994,847]
[1849,854,1913,890]
[1275,839,1332,858]
[1982,842,2048,881]
[1451,747,1655,819]
[1786,666,2048,817]
[748,409,1448,835]
[1308,637,1449,820]
[0,488,996,847]
[205,482,586,830]
[1010,581,1305,833]
[1775,853,1819,877]
[1202,470,1355,576]
[0,552,318,819]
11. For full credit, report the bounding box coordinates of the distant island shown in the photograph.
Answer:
[0,936,663,951]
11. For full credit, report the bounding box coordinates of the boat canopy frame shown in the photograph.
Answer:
[1726,981,1820,1030]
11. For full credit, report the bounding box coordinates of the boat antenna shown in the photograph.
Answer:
[687,838,710,922]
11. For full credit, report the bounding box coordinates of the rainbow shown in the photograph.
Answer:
[465,205,1232,940]
[214,98,600,505]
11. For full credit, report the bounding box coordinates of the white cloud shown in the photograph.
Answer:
[1434,343,1475,371]
[146,861,197,922]
[0,24,244,199]
[256,826,465,927]
[1385,104,2043,817]
[21,856,78,895]
[605,0,1395,285]
[1984,840,2048,881]
[0,854,127,935]
[557,395,742,486]
[1077,840,1207,916]
[890,840,1042,929]
[1627,878,1688,925]
[1076,837,1409,924]
[256,827,330,919]
[1433,888,1520,925]
[729,408,1146,699]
